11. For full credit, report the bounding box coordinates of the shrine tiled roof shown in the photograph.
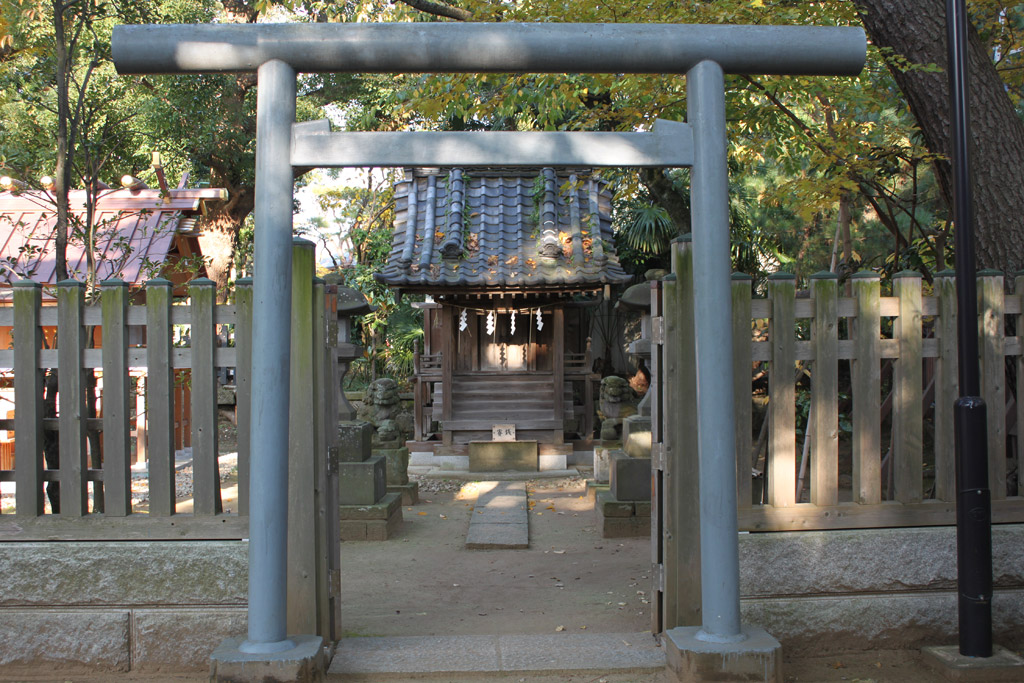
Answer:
[377,168,631,292]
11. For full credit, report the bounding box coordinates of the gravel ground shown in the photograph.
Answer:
[130,452,238,510]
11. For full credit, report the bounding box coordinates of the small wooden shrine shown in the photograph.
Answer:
[376,168,632,455]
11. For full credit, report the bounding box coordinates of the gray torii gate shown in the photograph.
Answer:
[113,21,864,672]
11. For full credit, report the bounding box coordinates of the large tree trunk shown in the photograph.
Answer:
[853,0,1024,275]
[198,185,253,298]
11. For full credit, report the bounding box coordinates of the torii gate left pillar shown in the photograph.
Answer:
[113,22,864,682]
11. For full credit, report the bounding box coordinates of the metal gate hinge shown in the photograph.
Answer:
[650,443,665,470]
[653,563,665,593]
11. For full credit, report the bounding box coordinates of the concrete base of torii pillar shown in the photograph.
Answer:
[665,625,782,682]
[210,635,326,682]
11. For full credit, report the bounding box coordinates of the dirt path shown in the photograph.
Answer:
[341,477,652,638]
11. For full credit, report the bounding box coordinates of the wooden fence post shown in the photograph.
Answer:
[767,273,796,508]
[235,277,253,517]
[13,281,44,517]
[288,238,320,635]
[101,279,131,516]
[851,272,882,505]
[189,278,220,515]
[731,273,752,509]
[57,280,88,516]
[1016,272,1024,497]
[978,270,1006,499]
[810,272,839,506]
[893,271,923,503]
[146,279,176,516]
[312,276,332,640]
[934,271,958,502]
[662,235,701,628]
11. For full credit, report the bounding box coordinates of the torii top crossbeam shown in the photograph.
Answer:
[113,22,864,76]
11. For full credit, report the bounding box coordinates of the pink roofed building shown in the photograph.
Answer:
[0,186,226,298]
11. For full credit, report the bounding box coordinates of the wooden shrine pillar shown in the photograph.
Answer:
[553,306,565,444]
[441,305,455,445]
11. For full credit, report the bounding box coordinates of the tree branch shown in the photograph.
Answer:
[397,0,473,21]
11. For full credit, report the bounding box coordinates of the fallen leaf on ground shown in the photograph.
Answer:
[417,512,428,516]
[555,625,565,632]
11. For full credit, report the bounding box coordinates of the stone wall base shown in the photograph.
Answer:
[0,607,248,675]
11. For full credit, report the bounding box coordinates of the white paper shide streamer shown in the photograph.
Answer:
[458,308,468,332]
[486,310,495,336]
[510,311,516,335]
[535,308,543,331]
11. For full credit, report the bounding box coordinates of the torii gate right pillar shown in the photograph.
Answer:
[661,59,783,682]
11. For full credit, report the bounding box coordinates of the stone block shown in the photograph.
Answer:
[538,453,567,471]
[922,644,1024,681]
[132,608,248,672]
[610,451,651,501]
[338,456,386,506]
[0,541,248,608]
[465,521,529,549]
[622,415,652,458]
[339,497,403,541]
[738,525,1024,598]
[217,385,237,406]
[601,515,650,538]
[209,634,325,683]
[665,624,782,682]
[585,481,609,502]
[596,489,635,517]
[339,492,402,520]
[336,421,373,463]
[388,481,419,505]
[593,447,612,483]
[376,446,410,485]
[0,609,130,673]
[468,440,538,472]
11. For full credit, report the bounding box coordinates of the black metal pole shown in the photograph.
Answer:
[946,0,993,658]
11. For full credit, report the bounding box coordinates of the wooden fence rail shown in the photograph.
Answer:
[669,240,1024,531]
[0,250,339,541]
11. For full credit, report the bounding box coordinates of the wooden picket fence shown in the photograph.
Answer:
[0,243,340,542]
[658,239,1024,533]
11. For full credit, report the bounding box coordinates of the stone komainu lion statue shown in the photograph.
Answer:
[357,378,414,445]
[597,375,638,441]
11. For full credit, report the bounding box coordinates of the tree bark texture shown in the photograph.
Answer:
[853,0,1024,275]
[197,187,253,298]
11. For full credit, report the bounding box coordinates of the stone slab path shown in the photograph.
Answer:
[328,632,665,678]
[464,481,529,549]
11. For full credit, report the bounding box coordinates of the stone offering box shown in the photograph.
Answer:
[469,440,539,472]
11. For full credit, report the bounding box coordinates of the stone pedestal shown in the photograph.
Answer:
[665,625,782,683]
[469,440,539,472]
[610,451,651,501]
[338,492,403,541]
[336,421,402,540]
[593,445,620,483]
[594,488,650,538]
[622,414,652,458]
[922,645,1024,681]
[210,634,325,683]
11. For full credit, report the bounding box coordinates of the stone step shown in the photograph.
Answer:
[328,632,665,679]
[464,481,529,549]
